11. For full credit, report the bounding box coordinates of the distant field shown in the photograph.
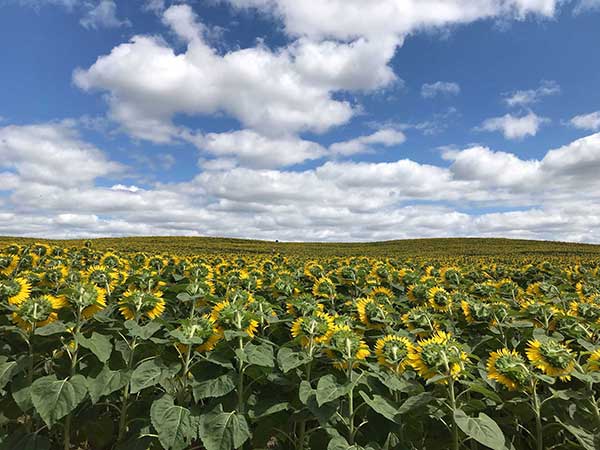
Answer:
[1,236,600,259]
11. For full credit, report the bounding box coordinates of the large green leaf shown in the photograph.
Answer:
[30,375,87,427]
[192,373,236,402]
[151,395,198,450]
[556,418,599,450]
[316,375,348,406]
[130,359,165,394]
[396,392,433,414]
[124,320,162,340]
[0,360,17,390]
[0,431,50,450]
[454,409,505,450]
[76,332,112,363]
[277,347,309,373]
[86,365,129,404]
[198,405,251,450]
[359,392,401,424]
[242,343,274,368]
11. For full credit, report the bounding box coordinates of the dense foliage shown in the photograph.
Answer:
[1,241,600,450]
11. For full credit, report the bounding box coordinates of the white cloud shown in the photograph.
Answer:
[0,122,123,188]
[329,128,406,156]
[80,0,130,29]
[3,122,600,242]
[143,0,165,14]
[502,80,560,107]
[421,81,461,99]
[226,0,559,40]
[570,111,600,131]
[189,130,326,168]
[573,0,600,14]
[478,111,549,139]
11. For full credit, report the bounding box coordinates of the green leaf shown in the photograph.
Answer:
[277,347,309,373]
[30,375,87,427]
[151,395,198,450]
[243,343,274,368]
[124,320,162,340]
[454,409,505,450]
[328,436,350,450]
[76,332,112,363]
[463,381,502,403]
[359,392,401,424]
[86,365,129,404]
[316,375,348,407]
[0,360,17,390]
[34,321,67,336]
[396,392,433,415]
[248,398,289,420]
[298,380,312,404]
[192,373,236,402]
[0,431,50,450]
[556,418,598,450]
[11,374,33,413]
[198,405,251,450]
[130,359,166,394]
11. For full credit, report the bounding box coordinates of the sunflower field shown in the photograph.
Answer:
[1,242,600,450]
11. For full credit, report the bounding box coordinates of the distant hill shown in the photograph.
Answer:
[1,236,600,259]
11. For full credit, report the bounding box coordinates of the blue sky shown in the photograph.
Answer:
[1,0,600,242]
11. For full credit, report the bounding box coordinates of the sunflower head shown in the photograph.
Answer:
[428,286,452,312]
[172,315,221,352]
[407,283,429,304]
[356,297,387,329]
[118,290,165,321]
[291,311,335,347]
[369,286,394,303]
[312,277,336,299]
[526,339,575,381]
[210,297,259,339]
[2,277,32,305]
[586,349,600,372]
[12,294,67,330]
[487,348,530,391]
[326,325,370,369]
[408,331,468,383]
[402,306,439,337]
[66,282,107,319]
[375,335,413,374]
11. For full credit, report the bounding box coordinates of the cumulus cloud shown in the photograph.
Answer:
[478,111,549,139]
[421,81,461,99]
[4,121,600,242]
[80,0,130,29]
[570,111,600,131]
[329,129,406,156]
[502,80,560,107]
[573,0,600,14]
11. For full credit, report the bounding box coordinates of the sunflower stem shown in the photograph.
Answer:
[448,378,459,450]
[117,335,138,442]
[531,379,543,450]
[347,361,355,445]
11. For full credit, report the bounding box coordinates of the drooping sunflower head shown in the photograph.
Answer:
[402,306,439,337]
[407,283,429,304]
[312,277,336,299]
[408,331,468,383]
[440,266,462,286]
[375,335,413,374]
[569,300,600,323]
[210,298,259,339]
[304,262,324,280]
[356,297,387,329]
[336,265,357,284]
[0,255,17,275]
[118,290,165,321]
[461,299,494,324]
[526,339,575,381]
[291,311,335,347]
[85,265,119,290]
[428,286,452,312]
[487,348,530,391]
[12,294,67,330]
[369,286,394,304]
[42,266,68,285]
[586,349,600,372]
[2,277,32,305]
[172,315,221,352]
[326,325,370,369]
[66,282,107,319]
[286,293,323,317]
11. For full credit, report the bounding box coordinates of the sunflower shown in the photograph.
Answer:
[85,265,119,291]
[407,283,429,304]
[325,325,370,369]
[408,331,468,383]
[312,277,336,299]
[210,299,259,339]
[439,266,462,286]
[172,315,222,353]
[290,311,335,347]
[428,286,452,312]
[402,306,439,337]
[586,349,600,372]
[526,339,575,380]
[375,335,413,374]
[12,295,67,331]
[487,348,530,391]
[118,290,165,321]
[66,282,107,318]
[356,297,387,329]
[460,299,494,324]
[369,286,394,303]
[304,262,324,280]
[0,255,17,275]
[286,294,324,317]
[568,300,600,323]
[2,277,32,305]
